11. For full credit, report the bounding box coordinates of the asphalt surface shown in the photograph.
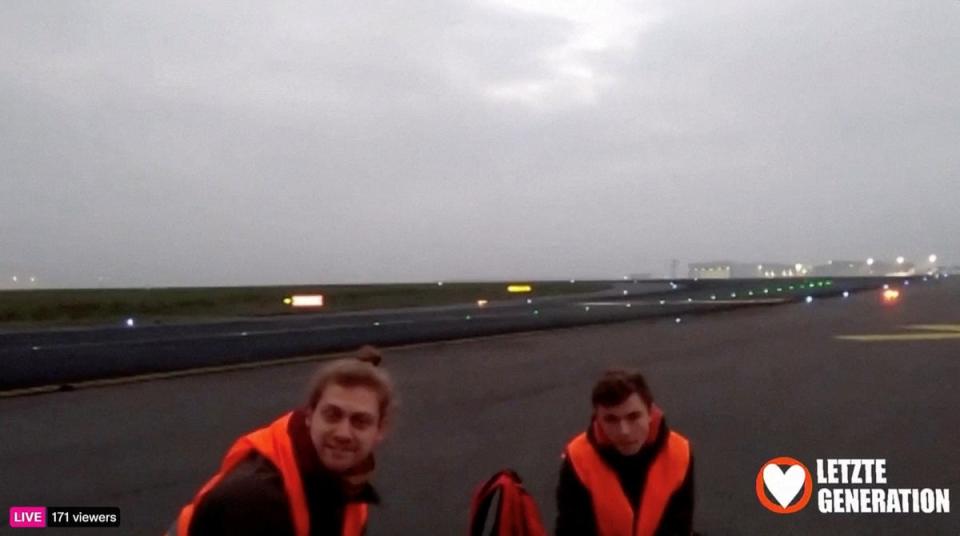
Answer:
[0,276,957,535]
[0,278,888,390]
[1,282,681,389]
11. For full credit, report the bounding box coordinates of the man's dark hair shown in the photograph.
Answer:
[591,369,654,408]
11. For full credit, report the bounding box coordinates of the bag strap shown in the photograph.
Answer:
[470,470,525,536]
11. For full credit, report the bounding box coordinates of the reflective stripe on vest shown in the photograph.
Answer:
[167,412,368,536]
[565,431,690,536]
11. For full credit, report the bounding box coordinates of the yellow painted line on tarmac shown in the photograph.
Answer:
[902,324,960,332]
[837,333,960,342]
[836,324,960,342]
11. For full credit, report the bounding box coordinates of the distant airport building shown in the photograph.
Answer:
[810,260,913,277]
[688,262,801,279]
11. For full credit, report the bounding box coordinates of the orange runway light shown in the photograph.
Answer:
[882,289,900,303]
[477,299,488,307]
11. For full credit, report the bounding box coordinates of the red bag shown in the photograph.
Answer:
[469,470,547,536]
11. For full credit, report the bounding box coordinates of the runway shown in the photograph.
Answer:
[0,278,889,391]
[0,276,957,534]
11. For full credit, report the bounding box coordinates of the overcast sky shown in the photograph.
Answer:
[2,0,958,287]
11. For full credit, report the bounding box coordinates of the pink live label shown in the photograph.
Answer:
[9,507,46,528]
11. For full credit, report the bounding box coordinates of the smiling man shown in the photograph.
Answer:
[166,348,393,536]
[556,369,695,536]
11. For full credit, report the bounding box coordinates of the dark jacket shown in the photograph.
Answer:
[189,409,379,536]
[555,417,694,536]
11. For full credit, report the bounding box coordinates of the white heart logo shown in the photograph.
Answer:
[762,464,806,508]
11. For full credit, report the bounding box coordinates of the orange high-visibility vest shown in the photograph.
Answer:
[565,431,690,536]
[165,412,368,536]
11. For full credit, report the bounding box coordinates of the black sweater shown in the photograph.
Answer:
[555,418,695,536]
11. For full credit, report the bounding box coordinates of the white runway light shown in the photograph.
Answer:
[675,318,682,324]
[125,318,136,327]
[287,295,325,307]
[843,291,850,298]
[805,296,813,303]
